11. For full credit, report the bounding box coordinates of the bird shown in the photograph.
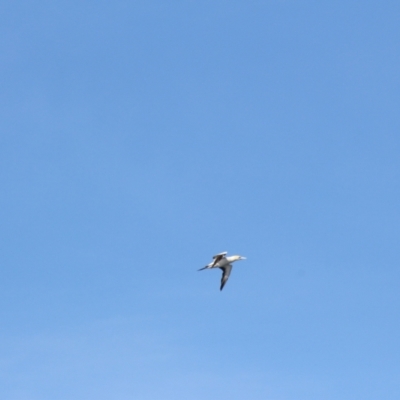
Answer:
[198,251,246,290]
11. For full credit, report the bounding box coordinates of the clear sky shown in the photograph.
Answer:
[1,1,400,399]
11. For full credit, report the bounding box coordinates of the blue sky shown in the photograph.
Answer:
[1,1,400,399]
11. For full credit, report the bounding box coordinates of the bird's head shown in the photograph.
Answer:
[234,255,246,261]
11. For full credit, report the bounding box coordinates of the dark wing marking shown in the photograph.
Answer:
[219,264,232,291]
[213,251,227,259]
[211,252,227,267]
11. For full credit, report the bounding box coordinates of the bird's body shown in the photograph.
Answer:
[198,252,246,290]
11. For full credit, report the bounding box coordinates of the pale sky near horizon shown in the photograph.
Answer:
[1,1,400,399]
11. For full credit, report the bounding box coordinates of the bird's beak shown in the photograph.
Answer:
[240,256,246,260]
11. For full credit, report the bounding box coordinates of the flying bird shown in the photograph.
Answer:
[198,251,246,290]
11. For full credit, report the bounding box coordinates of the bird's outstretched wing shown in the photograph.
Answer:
[211,251,227,267]
[213,251,227,259]
[219,264,232,291]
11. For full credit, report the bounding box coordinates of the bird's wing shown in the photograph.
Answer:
[219,264,232,291]
[213,251,227,259]
[211,252,227,267]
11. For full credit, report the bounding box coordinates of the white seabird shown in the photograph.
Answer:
[198,251,246,291]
